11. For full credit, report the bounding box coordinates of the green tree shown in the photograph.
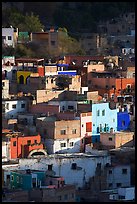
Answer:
[24,12,44,33]
[58,29,85,56]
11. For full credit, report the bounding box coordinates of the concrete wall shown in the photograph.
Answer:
[45,138,81,154]
[18,153,111,188]
[80,112,92,138]
[92,102,117,138]
[88,64,105,73]
[107,165,131,189]
[2,28,15,47]
[36,90,64,103]
[2,99,28,119]
[100,132,134,149]
[2,80,9,99]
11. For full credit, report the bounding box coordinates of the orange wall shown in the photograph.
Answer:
[10,134,43,159]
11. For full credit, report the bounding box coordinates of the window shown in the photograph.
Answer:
[8,36,12,40]
[11,175,14,181]
[68,106,74,110]
[102,110,105,116]
[51,79,53,83]
[27,140,31,145]
[6,103,9,110]
[82,124,84,127]
[7,175,10,179]
[64,194,68,200]
[2,82,5,87]
[70,142,74,147]
[99,124,102,132]
[34,140,37,144]
[86,122,92,132]
[109,183,112,187]
[61,143,66,147]
[97,110,100,116]
[12,104,16,109]
[49,181,53,185]
[71,163,77,170]
[13,141,16,146]
[109,137,112,141]
[112,119,115,122]
[21,104,25,108]
[61,130,66,135]
[2,36,6,40]
[51,41,55,46]
[109,170,112,174]
[48,164,53,171]
[97,127,100,133]
[72,129,76,134]
[122,121,125,126]
[17,176,19,183]
[104,93,108,99]
[122,168,127,174]
[58,196,62,201]
[117,183,121,187]
[71,193,74,198]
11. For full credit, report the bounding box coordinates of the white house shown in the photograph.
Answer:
[2,80,9,99]
[118,187,135,201]
[106,164,131,189]
[48,100,78,112]
[2,56,17,81]
[2,27,16,48]
[2,98,28,119]
[45,137,81,154]
[2,152,111,189]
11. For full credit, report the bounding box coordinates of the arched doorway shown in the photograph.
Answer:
[19,75,24,84]
[26,76,30,84]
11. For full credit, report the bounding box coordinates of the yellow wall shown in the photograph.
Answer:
[17,71,32,84]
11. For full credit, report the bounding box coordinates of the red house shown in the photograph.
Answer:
[10,134,44,159]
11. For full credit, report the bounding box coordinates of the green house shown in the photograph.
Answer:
[10,169,45,190]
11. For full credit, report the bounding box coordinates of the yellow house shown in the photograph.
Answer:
[17,71,32,84]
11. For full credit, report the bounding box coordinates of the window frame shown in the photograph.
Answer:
[60,130,66,135]
[60,142,66,148]
[13,141,17,146]
[12,104,16,109]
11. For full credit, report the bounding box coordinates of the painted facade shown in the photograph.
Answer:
[15,152,111,189]
[10,134,44,159]
[80,112,92,151]
[92,102,117,143]
[2,27,16,47]
[100,132,134,149]
[2,99,28,119]
[36,116,81,154]
[107,165,131,189]
[2,80,9,99]
[117,112,130,131]
[17,71,32,84]
[10,170,45,190]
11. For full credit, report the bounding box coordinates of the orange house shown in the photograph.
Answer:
[88,76,135,99]
[10,134,44,159]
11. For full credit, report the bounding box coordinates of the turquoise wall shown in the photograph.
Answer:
[92,102,117,143]
[10,171,45,190]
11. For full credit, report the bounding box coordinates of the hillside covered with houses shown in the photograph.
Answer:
[2,2,135,202]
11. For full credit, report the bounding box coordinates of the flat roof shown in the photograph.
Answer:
[15,58,44,62]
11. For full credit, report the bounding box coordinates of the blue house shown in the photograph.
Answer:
[117,111,130,131]
[92,102,117,143]
[10,169,45,190]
